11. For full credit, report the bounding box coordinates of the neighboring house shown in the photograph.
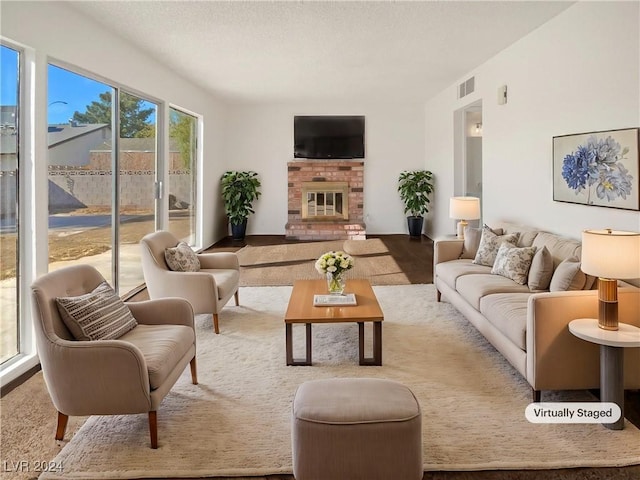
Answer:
[1,118,110,172]
[0,105,18,172]
[48,122,110,167]
[1,119,110,217]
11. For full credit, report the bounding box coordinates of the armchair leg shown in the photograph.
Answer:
[55,412,69,441]
[212,314,220,334]
[190,356,198,384]
[149,411,158,449]
[234,290,239,306]
[436,290,442,302]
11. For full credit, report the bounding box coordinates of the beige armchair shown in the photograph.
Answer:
[140,231,240,334]
[30,264,197,449]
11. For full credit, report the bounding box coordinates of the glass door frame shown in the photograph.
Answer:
[47,59,165,295]
[1,41,22,367]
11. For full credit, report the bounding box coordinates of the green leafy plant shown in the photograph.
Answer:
[397,170,434,217]
[220,171,262,225]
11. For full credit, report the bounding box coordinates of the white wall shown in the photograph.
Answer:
[1,1,230,252]
[425,1,640,240]
[223,102,426,234]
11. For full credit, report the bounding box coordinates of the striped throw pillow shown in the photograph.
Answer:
[56,281,137,341]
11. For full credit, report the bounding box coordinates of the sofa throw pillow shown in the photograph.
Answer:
[56,281,138,341]
[491,244,537,285]
[165,242,200,272]
[549,257,587,292]
[528,246,554,291]
[460,224,504,260]
[472,229,519,267]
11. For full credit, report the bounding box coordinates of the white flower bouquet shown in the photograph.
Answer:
[315,250,354,276]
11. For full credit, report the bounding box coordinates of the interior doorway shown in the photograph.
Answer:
[453,100,483,225]
[465,104,483,198]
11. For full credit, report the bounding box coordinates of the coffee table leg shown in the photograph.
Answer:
[286,323,293,366]
[359,322,365,364]
[359,321,382,366]
[373,321,382,366]
[286,323,312,366]
[305,323,312,365]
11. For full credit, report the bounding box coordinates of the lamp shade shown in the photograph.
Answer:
[449,197,480,220]
[581,229,640,279]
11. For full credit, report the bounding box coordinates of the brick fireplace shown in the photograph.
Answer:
[286,160,366,240]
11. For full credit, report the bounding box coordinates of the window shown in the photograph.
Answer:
[168,108,197,245]
[0,44,20,364]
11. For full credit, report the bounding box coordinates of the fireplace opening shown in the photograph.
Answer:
[301,182,349,220]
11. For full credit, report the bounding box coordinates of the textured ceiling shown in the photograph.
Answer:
[69,1,574,104]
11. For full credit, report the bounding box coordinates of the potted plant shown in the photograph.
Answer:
[220,170,262,240]
[397,170,434,237]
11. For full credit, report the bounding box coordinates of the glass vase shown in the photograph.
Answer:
[326,272,346,295]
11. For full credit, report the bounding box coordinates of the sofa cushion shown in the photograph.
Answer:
[435,259,492,290]
[491,244,537,285]
[456,274,531,311]
[165,242,201,272]
[201,268,241,300]
[549,257,587,291]
[119,324,195,390]
[516,231,539,247]
[528,246,554,291]
[56,281,138,341]
[480,293,530,351]
[531,232,581,269]
[473,229,520,267]
[460,225,503,259]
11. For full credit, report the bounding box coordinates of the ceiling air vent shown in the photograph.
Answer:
[458,76,475,99]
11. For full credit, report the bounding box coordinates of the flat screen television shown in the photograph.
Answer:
[294,115,365,159]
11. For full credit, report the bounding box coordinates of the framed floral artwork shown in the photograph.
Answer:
[553,128,639,211]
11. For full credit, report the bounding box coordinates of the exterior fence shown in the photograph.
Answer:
[0,168,193,218]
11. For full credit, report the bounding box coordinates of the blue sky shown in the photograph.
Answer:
[2,46,154,125]
[47,64,112,124]
[1,46,19,107]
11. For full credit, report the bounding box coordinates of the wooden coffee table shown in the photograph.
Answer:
[284,279,384,366]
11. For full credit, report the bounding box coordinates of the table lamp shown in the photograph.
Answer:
[449,197,480,239]
[581,229,640,330]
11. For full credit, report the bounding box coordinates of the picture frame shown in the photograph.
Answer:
[553,127,639,211]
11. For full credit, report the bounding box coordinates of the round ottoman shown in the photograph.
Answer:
[291,378,423,480]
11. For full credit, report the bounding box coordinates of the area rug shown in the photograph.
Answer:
[235,240,346,266]
[40,285,640,479]
[236,239,410,286]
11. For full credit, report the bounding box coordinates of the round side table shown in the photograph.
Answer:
[568,318,640,430]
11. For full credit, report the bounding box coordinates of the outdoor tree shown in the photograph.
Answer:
[72,91,154,138]
[73,92,195,168]
[170,111,196,169]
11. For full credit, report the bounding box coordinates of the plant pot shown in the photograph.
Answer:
[407,216,424,237]
[231,219,248,240]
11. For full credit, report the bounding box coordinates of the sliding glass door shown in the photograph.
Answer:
[117,92,158,294]
[47,65,115,284]
[47,66,159,295]
[0,45,20,364]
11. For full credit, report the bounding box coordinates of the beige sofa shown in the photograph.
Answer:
[434,223,640,401]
